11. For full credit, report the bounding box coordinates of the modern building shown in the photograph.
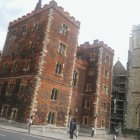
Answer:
[0,0,114,129]
[110,60,126,132]
[125,25,140,129]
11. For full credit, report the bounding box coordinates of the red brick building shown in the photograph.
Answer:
[0,0,114,129]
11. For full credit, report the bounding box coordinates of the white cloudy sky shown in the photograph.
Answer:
[1,0,140,68]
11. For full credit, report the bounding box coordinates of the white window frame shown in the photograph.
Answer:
[47,112,55,124]
[105,55,110,64]
[51,88,59,100]
[0,105,9,117]
[58,42,67,56]
[55,63,63,75]
[23,61,30,72]
[84,100,90,109]
[60,23,69,35]
[102,85,108,94]
[2,63,8,72]
[101,101,107,111]
[10,108,18,120]
[104,69,109,79]
[6,84,14,96]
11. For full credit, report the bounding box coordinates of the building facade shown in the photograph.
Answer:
[110,60,126,132]
[0,0,114,129]
[125,25,140,129]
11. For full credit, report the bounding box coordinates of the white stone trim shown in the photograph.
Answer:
[30,8,54,117]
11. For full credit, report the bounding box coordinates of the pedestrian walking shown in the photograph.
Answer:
[69,119,77,139]
[28,115,33,134]
[91,126,95,137]
[113,134,116,140]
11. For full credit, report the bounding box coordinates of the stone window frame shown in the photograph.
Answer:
[50,88,59,101]
[10,108,18,120]
[47,112,55,124]
[58,41,67,56]
[83,116,88,126]
[105,54,110,64]
[104,69,109,80]
[55,63,63,76]
[0,104,9,117]
[72,69,79,87]
[29,41,35,55]
[18,84,26,96]
[101,101,107,112]
[23,61,30,72]
[32,22,39,31]
[2,62,8,73]
[6,83,15,96]
[85,84,93,92]
[101,117,105,128]
[21,24,27,35]
[84,100,90,109]
[12,61,19,72]
[102,84,108,94]
[60,23,69,35]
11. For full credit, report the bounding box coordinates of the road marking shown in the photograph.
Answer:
[0,133,6,136]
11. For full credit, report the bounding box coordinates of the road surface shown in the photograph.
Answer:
[0,128,56,140]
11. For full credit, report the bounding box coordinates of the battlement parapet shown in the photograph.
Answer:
[9,0,80,28]
[132,24,140,32]
[78,40,114,53]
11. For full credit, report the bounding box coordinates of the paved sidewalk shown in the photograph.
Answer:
[0,122,135,140]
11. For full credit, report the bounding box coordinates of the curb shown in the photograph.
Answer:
[0,125,62,140]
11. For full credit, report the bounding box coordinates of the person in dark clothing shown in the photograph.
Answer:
[91,126,95,137]
[69,119,77,139]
